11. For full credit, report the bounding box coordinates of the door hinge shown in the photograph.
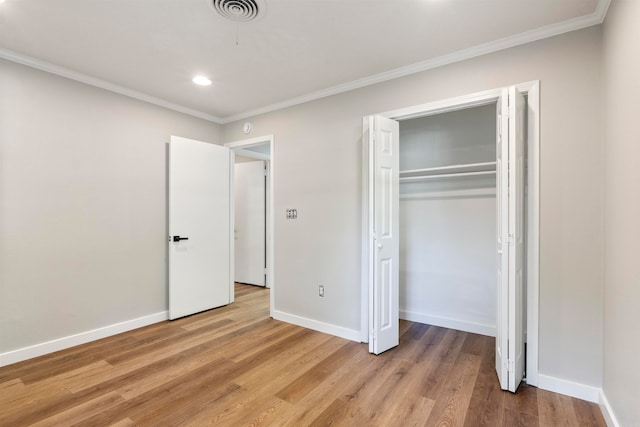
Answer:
[508,359,515,374]
[264,268,268,275]
[508,232,515,246]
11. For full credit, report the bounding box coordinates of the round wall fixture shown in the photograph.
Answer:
[242,122,253,134]
[210,0,267,23]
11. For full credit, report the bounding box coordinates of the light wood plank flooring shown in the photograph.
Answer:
[0,283,606,426]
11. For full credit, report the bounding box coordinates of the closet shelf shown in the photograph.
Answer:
[399,161,496,182]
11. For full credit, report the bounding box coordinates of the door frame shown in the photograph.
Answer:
[225,135,275,317]
[361,81,540,386]
[233,160,268,287]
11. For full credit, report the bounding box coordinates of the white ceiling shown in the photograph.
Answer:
[0,0,607,123]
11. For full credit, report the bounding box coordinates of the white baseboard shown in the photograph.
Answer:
[536,377,620,426]
[537,374,601,403]
[272,310,362,342]
[599,390,621,427]
[0,311,168,367]
[400,310,496,337]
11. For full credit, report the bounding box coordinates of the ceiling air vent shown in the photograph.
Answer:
[210,0,266,23]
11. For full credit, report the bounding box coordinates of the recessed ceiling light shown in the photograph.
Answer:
[192,75,212,86]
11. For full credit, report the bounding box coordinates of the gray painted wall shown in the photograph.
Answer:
[399,106,497,334]
[224,27,605,388]
[0,59,222,353]
[603,0,640,425]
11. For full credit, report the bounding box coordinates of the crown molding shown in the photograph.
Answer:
[222,0,611,124]
[1,0,610,126]
[594,0,613,22]
[0,48,225,124]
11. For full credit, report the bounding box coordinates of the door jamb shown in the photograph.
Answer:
[225,135,275,318]
[361,81,540,386]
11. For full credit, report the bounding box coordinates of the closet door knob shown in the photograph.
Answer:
[377,243,383,249]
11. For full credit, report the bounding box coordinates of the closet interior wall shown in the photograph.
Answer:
[398,104,499,337]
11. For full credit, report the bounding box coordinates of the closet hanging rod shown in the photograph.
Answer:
[399,170,496,182]
[400,161,496,178]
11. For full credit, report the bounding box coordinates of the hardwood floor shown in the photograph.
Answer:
[0,283,606,427]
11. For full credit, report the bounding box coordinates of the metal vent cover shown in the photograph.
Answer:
[210,0,266,23]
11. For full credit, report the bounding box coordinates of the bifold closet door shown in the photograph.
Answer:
[366,115,400,355]
[495,87,526,392]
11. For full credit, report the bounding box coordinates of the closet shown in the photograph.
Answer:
[363,83,537,392]
[398,104,498,337]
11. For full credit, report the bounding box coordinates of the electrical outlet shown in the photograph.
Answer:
[319,285,324,297]
[286,208,298,219]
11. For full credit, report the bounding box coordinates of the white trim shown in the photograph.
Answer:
[225,135,275,149]
[223,1,609,123]
[599,390,621,427]
[0,48,224,124]
[595,0,613,23]
[537,374,601,403]
[0,311,168,367]
[229,149,236,303]
[523,81,540,387]
[224,135,275,315]
[272,310,362,342]
[400,310,495,337]
[360,117,372,343]
[264,160,271,290]
[381,89,501,121]
[234,147,270,161]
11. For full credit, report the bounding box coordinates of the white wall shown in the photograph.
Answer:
[223,26,604,389]
[398,106,497,335]
[399,105,496,170]
[0,59,222,357]
[400,193,496,335]
[602,0,640,425]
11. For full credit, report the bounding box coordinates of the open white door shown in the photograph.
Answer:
[366,115,400,355]
[508,86,526,391]
[495,87,526,392]
[234,160,266,286]
[496,92,510,389]
[169,136,233,320]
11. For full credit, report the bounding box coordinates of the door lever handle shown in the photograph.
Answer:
[173,236,189,242]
